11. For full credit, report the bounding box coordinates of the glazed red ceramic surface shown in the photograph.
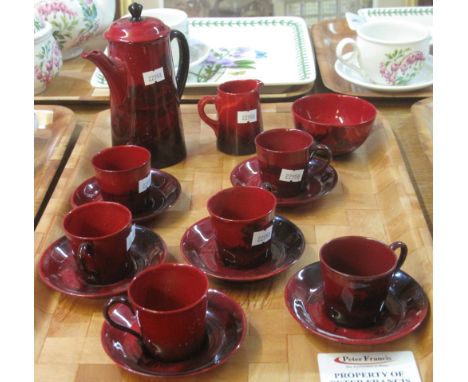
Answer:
[104,263,209,362]
[207,186,277,268]
[255,128,332,198]
[101,289,246,377]
[284,262,428,345]
[320,236,407,327]
[92,145,151,214]
[230,157,338,206]
[181,215,305,282]
[63,201,133,284]
[82,2,189,168]
[198,79,263,155]
[38,225,167,298]
[70,169,181,224]
[292,93,377,156]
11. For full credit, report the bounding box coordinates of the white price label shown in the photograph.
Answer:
[317,351,422,382]
[138,172,152,193]
[237,109,257,124]
[126,225,136,251]
[279,168,304,182]
[142,67,165,86]
[251,225,273,246]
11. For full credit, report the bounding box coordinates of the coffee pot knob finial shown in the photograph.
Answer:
[129,2,143,22]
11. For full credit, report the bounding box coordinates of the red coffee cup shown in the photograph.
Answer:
[320,236,408,328]
[207,186,277,268]
[198,79,263,155]
[63,201,134,284]
[92,145,152,214]
[255,128,332,198]
[103,263,209,362]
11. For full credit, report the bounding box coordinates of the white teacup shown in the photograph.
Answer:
[336,20,431,86]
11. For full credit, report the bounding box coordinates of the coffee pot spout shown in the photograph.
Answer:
[81,50,127,105]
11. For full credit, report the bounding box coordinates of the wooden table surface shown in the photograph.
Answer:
[412,98,433,165]
[34,100,433,381]
[34,105,76,220]
[375,99,433,233]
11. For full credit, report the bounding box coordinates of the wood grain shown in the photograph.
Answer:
[34,104,432,382]
[311,19,433,99]
[34,105,76,217]
[374,101,433,231]
[412,97,433,165]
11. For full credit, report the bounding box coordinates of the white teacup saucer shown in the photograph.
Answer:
[334,52,433,92]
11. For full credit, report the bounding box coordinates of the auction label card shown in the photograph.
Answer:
[237,109,257,124]
[251,225,273,246]
[317,352,421,382]
[142,67,165,85]
[279,168,304,182]
[138,172,152,193]
[126,225,136,251]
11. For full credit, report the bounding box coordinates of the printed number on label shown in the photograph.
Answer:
[251,225,273,246]
[142,67,165,86]
[237,109,257,124]
[279,169,304,182]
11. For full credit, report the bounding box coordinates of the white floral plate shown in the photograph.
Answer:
[334,53,433,93]
[346,6,433,36]
[91,17,316,93]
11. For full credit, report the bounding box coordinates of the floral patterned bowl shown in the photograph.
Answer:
[34,14,62,95]
[292,94,377,156]
[34,0,112,60]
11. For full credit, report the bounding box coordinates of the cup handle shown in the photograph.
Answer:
[336,38,367,79]
[260,182,277,194]
[309,143,333,169]
[197,96,219,136]
[77,242,99,282]
[389,241,408,270]
[103,296,143,341]
[170,29,189,100]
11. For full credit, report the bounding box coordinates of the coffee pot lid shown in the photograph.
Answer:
[105,2,170,43]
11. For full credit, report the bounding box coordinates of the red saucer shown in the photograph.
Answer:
[70,169,181,223]
[101,289,247,377]
[284,262,429,345]
[38,225,167,298]
[180,216,305,282]
[230,157,338,206]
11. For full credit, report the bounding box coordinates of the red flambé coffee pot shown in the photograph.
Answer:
[82,2,189,168]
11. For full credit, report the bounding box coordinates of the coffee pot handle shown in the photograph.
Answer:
[170,30,189,99]
[389,241,408,270]
[260,182,277,194]
[103,296,143,341]
[198,96,219,136]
